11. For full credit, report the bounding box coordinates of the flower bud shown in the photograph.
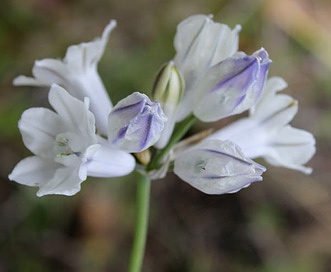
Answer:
[152,61,184,109]
[152,61,184,149]
[174,139,266,194]
[194,48,272,122]
[108,92,167,153]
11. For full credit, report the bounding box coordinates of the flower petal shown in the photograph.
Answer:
[13,59,67,86]
[9,156,58,188]
[48,84,97,147]
[85,145,136,177]
[208,118,269,159]
[13,75,48,86]
[253,94,298,128]
[264,125,316,174]
[251,76,298,127]
[19,107,62,158]
[64,20,117,71]
[251,76,288,113]
[33,59,69,85]
[36,164,83,196]
[174,14,241,84]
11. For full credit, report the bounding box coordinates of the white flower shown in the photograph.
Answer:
[9,85,135,196]
[173,14,241,121]
[108,92,167,153]
[174,140,266,194]
[209,77,316,174]
[13,21,117,134]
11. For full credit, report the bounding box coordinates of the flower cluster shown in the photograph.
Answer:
[9,15,315,196]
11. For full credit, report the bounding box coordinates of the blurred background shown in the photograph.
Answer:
[1,0,331,271]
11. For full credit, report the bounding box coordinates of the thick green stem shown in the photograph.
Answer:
[128,173,151,272]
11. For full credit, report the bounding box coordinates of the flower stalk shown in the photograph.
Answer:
[128,173,151,272]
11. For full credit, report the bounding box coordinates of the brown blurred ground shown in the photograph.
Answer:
[1,0,331,271]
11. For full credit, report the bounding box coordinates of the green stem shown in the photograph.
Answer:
[128,173,151,272]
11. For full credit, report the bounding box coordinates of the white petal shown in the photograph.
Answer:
[154,111,176,149]
[36,164,83,196]
[19,107,62,158]
[264,126,316,174]
[252,93,298,127]
[250,76,288,116]
[64,20,117,71]
[48,85,96,146]
[9,156,58,188]
[264,76,288,94]
[208,118,270,158]
[34,59,68,83]
[86,145,135,177]
[55,152,81,167]
[68,71,112,134]
[174,14,240,80]
[13,75,48,86]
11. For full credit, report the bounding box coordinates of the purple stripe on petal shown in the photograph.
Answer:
[139,114,154,151]
[201,148,252,166]
[233,94,246,109]
[113,126,128,144]
[111,100,144,114]
[211,56,257,93]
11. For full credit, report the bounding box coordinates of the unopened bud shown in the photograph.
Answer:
[108,92,167,153]
[174,139,266,194]
[152,61,184,111]
[152,62,184,149]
